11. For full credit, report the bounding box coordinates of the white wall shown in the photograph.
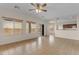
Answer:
[0,4,46,45]
[77,18,79,30]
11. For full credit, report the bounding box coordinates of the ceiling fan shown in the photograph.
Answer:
[29,3,47,13]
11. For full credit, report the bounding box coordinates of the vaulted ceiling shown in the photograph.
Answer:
[0,3,79,20]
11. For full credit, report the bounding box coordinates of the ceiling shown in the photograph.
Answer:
[0,3,79,20]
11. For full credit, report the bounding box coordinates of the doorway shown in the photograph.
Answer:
[42,24,44,36]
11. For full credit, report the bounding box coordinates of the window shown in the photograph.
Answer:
[14,21,22,34]
[2,17,23,35]
[31,22,41,33]
[3,20,14,35]
[31,23,37,33]
[35,24,41,33]
[26,22,29,33]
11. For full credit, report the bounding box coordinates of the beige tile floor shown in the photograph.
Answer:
[0,35,79,55]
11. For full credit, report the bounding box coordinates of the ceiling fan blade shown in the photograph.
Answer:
[42,10,47,12]
[31,3,36,7]
[42,4,47,7]
[36,3,40,8]
[29,9,35,11]
[14,5,20,9]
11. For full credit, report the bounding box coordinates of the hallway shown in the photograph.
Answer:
[0,35,79,55]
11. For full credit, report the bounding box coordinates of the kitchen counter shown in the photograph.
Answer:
[55,29,79,40]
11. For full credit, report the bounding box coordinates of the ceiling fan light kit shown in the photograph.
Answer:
[36,9,42,13]
[30,3,47,13]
